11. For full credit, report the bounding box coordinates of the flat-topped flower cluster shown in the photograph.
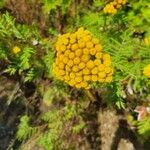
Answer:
[53,28,113,89]
[143,64,150,78]
[103,0,127,14]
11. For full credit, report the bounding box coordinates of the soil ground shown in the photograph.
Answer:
[0,1,150,149]
[0,75,150,150]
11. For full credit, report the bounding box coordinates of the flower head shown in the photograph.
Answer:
[143,64,150,78]
[12,46,21,54]
[144,37,150,45]
[53,28,113,89]
[103,0,127,14]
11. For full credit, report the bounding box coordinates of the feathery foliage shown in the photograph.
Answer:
[0,0,150,149]
[137,117,150,140]
[17,115,37,141]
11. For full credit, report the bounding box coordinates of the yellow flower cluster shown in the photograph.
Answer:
[103,0,127,14]
[144,37,150,45]
[53,27,113,89]
[143,64,150,78]
[12,46,21,54]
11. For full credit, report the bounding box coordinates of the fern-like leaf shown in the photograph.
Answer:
[19,47,35,73]
[17,115,37,141]
[137,116,150,140]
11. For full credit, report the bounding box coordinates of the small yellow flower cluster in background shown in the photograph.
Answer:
[144,37,150,45]
[143,64,150,78]
[12,46,21,54]
[53,27,113,89]
[103,0,127,14]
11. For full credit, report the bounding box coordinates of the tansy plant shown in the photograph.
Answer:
[53,27,113,89]
[143,64,150,78]
[12,46,21,54]
[103,0,127,14]
[144,37,150,46]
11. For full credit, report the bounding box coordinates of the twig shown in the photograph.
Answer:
[7,82,20,105]
[85,90,96,102]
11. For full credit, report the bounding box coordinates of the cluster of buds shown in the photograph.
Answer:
[53,28,113,89]
[143,64,150,78]
[144,37,150,45]
[12,46,21,54]
[103,0,127,14]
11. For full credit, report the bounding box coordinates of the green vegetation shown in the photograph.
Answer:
[0,0,150,149]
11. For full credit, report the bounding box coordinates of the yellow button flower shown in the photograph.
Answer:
[64,75,70,81]
[67,44,71,49]
[94,59,101,66]
[83,35,91,42]
[98,64,105,71]
[91,67,98,74]
[70,38,76,44]
[80,82,88,88]
[69,80,76,86]
[68,60,74,67]
[77,27,84,33]
[92,75,98,82]
[60,45,66,52]
[72,65,79,72]
[69,34,76,40]
[63,57,69,64]
[53,27,113,89]
[58,62,65,69]
[65,65,71,72]
[90,48,97,55]
[83,68,90,75]
[143,64,150,78]
[144,37,150,45]
[79,62,85,69]
[12,46,21,54]
[87,60,94,69]
[96,52,103,59]
[105,76,113,82]
[76,71,83,76]
[75,49,82,57]
[56,44,60,51]
[63,33,70,38]
[74,57,80,65]
[78,40,85,48]
[95,44,102,51]
[62,38,69,45]
[58,54,64,61]
[59,70,65,76]
[56,52,62,57]
[98,72,106,78]
[75,76,82,83]
[71,44,78,51]
[103,0,127,14]
[104,60,112,66]
[70,72,75,79]
[84,75,91,81]
[103,54,111,61]
[86,42,94,49]
[64,50,71,57]
[81,55,90,62]
[98,78,105,82]
[104,67,112,74]
[75,83,82,88]
[84,30,91,35]
[69,52,75,59]
[83,48,89,55]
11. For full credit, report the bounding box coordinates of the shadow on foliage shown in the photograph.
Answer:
[111,119,144,150]
[82,91,102,150]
